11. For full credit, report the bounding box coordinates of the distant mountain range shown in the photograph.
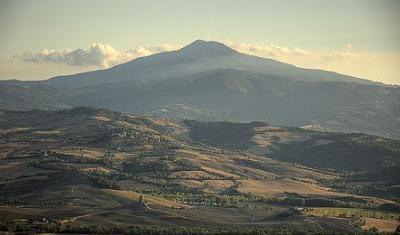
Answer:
[1,40,399,138]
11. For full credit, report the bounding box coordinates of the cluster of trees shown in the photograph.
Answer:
[0,220,391,235]
[108,127,180,153]
[124,159,169,175]
[315,208,399,220]
[44,152,101,164]
[0,217,61,234]
[0,199,27,207]
[266,195,373,209]
[320,178,400,202]
[139,187,274,209]
[62,225,301,235]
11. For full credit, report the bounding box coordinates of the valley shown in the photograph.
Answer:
[0,107,399,234]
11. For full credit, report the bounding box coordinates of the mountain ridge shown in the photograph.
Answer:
[0,40,399,139]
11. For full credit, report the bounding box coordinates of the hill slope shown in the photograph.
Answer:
[184,119,400,200]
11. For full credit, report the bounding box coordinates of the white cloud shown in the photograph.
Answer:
[17,41,358,69]
[223,41,358,61]
[17,43,180,68]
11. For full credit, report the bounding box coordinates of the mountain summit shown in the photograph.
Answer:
[178,40,237,56]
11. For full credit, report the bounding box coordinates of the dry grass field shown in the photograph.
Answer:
[0,107,399,234]
[361,218,400,232]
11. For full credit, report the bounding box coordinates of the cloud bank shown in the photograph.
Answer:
[223,41,359,61]
[16,41,358,69]
[17,43,180,68]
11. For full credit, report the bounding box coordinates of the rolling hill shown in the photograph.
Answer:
[184,120,400,172]
[1,107,399,233]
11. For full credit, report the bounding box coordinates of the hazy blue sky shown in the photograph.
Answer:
[1,0,399,84]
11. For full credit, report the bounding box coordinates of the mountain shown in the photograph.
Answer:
[0,40,399,138]
[46,40,375,87]
[0,107,399,233]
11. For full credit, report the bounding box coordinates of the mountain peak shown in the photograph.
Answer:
[179,40,237,56]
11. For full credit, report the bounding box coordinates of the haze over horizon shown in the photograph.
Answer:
[1,0,399,84]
